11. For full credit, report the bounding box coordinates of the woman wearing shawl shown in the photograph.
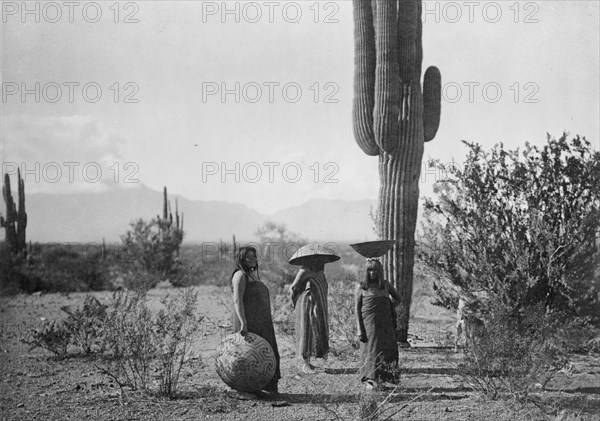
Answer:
[355,259,401,390]
[290,256,330,373]
[231,246,281,394]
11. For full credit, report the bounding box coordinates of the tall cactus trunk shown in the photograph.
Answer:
[352,0,441,346]
[380,77,425,344]
[379,136,424,344]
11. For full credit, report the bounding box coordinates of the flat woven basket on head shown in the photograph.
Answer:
[349,240,396,258]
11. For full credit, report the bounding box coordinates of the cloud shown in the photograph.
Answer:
[1,114,138,193]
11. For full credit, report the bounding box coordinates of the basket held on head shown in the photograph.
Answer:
[350,240,396,259]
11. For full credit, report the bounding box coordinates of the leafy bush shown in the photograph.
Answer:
[419,134,600,323]
[120,218,184,286]
[419,134,600,401]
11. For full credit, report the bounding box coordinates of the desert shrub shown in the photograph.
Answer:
[357,385,410,421]
[168,260,203,287]
[1,242,111,294]
[25,294,108,356]
[25,288,203,397]
[98,288,203,397]
[154,289,203,397]
[38,245,111,291]
[171,258,231,287]
[0,245,41,294]
[99,291,155,390]
[120,218,184,281]
[25,321,71,357]
[457,304,569,401]
[418,134,600,400]
[419,134,600,322]
[60,295,108,354]
[47,247,107,291]
[120,267,166,292]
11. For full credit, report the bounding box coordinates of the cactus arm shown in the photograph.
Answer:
[163,187,168,220]
[352,0,379,156]
[2,173,18,252]
[17,169,27,252]
[373,0,400,155]
[423,66,442,142]
[397,0,419,83]
[175,199,180,230]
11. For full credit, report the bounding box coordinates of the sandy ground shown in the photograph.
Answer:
[1,286,599,420]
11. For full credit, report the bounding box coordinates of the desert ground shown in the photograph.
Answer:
[1,285,599,421]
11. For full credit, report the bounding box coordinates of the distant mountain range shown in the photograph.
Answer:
[20,185,380,244]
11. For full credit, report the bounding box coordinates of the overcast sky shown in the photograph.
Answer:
[1,1,599,214]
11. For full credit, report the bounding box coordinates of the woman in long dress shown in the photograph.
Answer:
[355,259,401,390]
[231,246,281,393]
[290,256,329,373]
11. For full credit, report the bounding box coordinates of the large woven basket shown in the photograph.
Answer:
[215,333,276,392]
[349,240,396,258]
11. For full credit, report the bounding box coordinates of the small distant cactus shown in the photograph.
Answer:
[1,170,27,257]
[157,187,183,256]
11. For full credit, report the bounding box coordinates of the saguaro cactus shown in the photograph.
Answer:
[353,0,442,345]
[1,170,28,256]
[157,187,184,256]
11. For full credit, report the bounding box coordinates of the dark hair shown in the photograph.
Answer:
[360,259,385,290]
[232,246,259,279]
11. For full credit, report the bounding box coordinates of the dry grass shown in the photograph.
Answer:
[1,286,599,420]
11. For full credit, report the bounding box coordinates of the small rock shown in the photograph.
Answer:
[17,403,24,408]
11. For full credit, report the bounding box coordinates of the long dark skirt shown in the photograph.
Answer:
[231,278,281,390]
[358,295,399,383]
